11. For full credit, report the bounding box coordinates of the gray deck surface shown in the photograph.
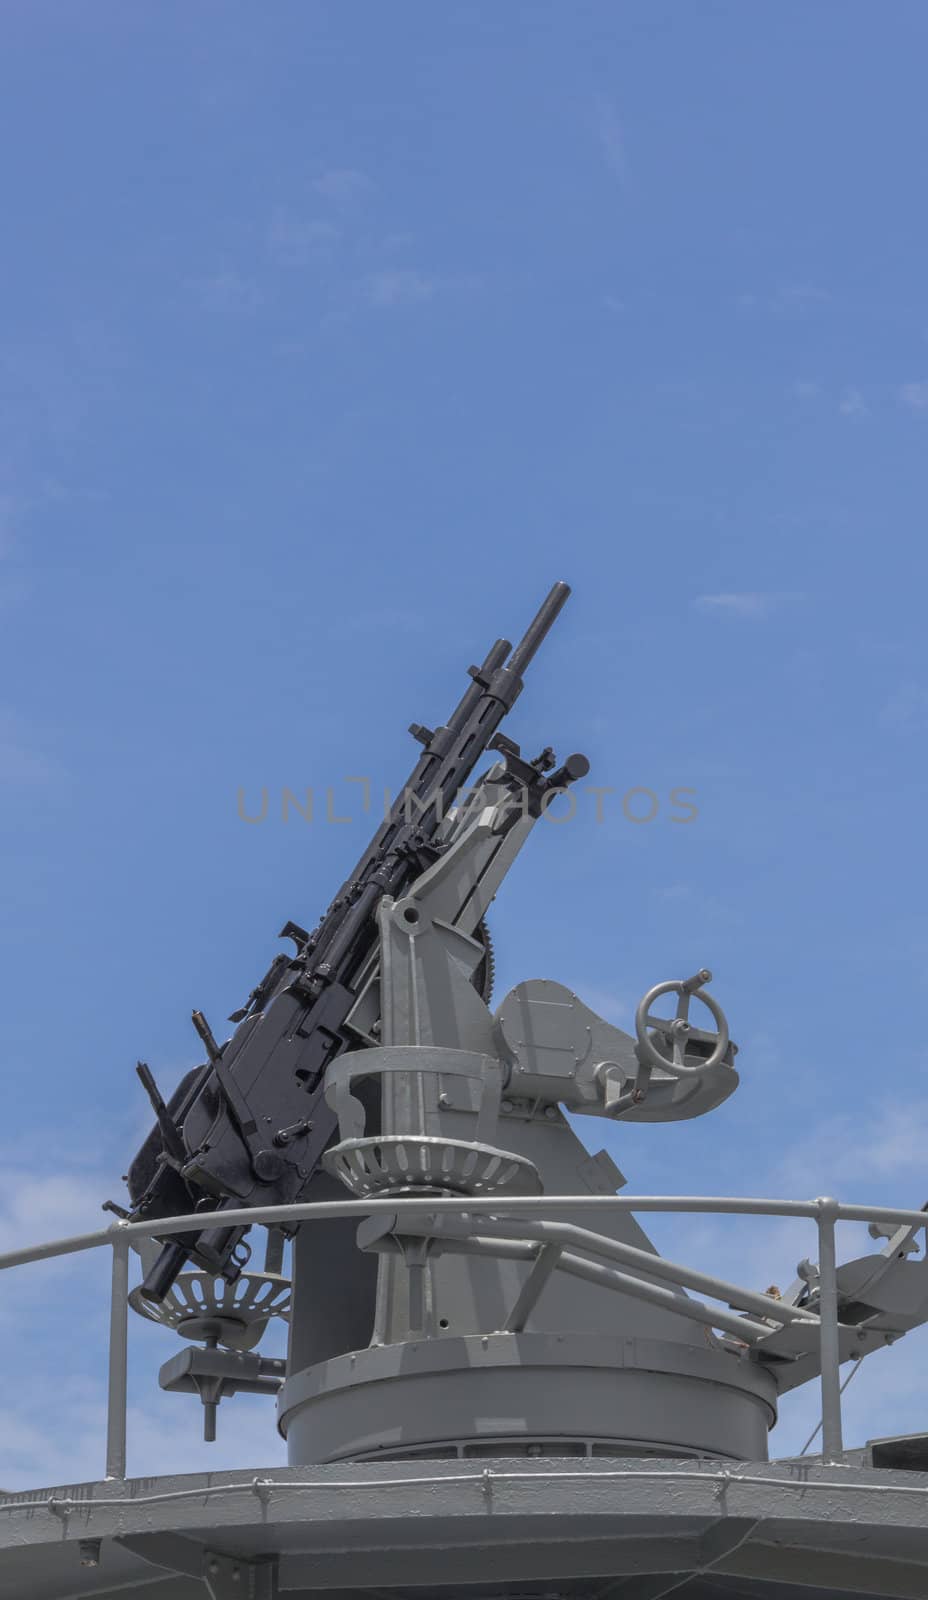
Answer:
[2,1457,928,1599]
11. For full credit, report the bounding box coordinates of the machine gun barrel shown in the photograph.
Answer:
[131,583,574,1302]
[505,579,571,679]
[305,631,514,979]
[309,600,567,985]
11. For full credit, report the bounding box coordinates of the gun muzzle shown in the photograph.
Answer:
[506,581,571,680]
[139,1240,189,1304]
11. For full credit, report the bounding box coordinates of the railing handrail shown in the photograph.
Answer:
[1,1191,925,1276]
[2,1191,924,1483]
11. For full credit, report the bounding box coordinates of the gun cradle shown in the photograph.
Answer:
[125,583,591,1296]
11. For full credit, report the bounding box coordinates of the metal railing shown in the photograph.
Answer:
[1,1192,924,1484]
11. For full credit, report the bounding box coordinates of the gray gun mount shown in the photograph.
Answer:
[274,756,748,1463]
[124,584,590,1302]
[275,801,928,1465]
[12,579,928,1600]
[120,579,928,1475]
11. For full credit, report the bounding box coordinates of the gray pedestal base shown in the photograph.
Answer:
[279,1331,777,1464]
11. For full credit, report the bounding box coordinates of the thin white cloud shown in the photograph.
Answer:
[592,96,628,185]
[632,1108,928,1457]
[313,168,369,202]
[777,283,829,310]
[0,492,17,558]
[0,1153,288,1490]
[194,271,263,314]
[881,681,928,733]
[267,209,339,267]
[739,285,829,317]
[379,230,416,256]
[0,1170,106,1256]
[365,269,436,309]
[901,380,928,411]
[0,1380,286,1490]
[336,606,431,637]
[694,593,776,619]
[772,1098,928,1197]
[566,982,631,1025]
[839,387,868,418]
[0,712,58,783]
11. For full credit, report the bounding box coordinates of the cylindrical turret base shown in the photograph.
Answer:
[278,1331,777,1465]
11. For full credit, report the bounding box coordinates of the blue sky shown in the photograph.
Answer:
[2,1,928,1486]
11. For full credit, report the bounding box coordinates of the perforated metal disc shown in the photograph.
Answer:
[323,1135,541,1199]
[128,1270,291,1351]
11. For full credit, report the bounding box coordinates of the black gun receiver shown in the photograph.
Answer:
[124,582,585,1301]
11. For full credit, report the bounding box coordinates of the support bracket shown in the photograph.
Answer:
[204,1549,277,1600]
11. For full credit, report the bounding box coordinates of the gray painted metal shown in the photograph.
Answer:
[0,1191,925,1487]
[3,1459,928,1599]
[273,757,922,1468]
[495,979,738,1121]
[130,1264,291,1351]
[816,1200,844,1461]
[278,767,779,1466]
[278,1331,777,1463]
[7,1190,928,1276]
[104,1229,129,1482]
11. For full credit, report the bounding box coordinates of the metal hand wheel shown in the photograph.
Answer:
[635,968,729,1078]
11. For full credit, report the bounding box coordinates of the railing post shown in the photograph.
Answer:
[105,1225,130,1481]
[815,1196,843,1461]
